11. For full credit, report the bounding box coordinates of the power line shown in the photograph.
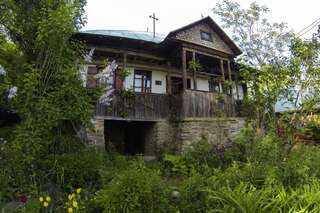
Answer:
[297,17,320,37]
[298,22,320,37]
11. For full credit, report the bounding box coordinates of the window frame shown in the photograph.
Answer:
[200,30,213,42]
[133,70,152,93]
[209,79,221,93]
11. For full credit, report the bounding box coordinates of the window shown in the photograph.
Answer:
[209,79,220,93]
[200,30,213,42]
[155,80,162,86]
[134,70,152,93]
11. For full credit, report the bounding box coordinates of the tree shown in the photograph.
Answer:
[0,0,92,161]
[213,0,293,68]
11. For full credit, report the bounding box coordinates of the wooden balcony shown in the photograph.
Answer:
[96,90,241,121]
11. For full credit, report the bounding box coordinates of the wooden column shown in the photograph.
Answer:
[220,59,225,93]
[227,60,232,81]
[220,59,225,81]
[182,48,187,91]
[123,52,127,68]
[227,60,233,96]
[167,61,172,94]
[192,51,197,90]
[235,72,240,100]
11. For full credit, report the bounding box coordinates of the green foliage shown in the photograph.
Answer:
[95,161,171,213]
[188,59,201,73]
[161,154,192,177]
[43,149,104,190]
[213,0,292,67]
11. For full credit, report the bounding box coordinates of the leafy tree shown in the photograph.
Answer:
[213,0,293,67]
[213,1,296,129]
[0,0,92,161]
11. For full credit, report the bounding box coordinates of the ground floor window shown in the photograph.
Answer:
[134,70,152,93]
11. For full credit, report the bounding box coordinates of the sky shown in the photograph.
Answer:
[84,0,320,39]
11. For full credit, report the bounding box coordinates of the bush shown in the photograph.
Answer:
[95,160,171,213]
[43,149,104,190]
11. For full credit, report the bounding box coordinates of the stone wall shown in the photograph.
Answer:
[152,117,246,153]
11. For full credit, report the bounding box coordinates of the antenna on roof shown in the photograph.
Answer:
[147,27,149,32]
[149,13,159,38]
[201,13,204,19]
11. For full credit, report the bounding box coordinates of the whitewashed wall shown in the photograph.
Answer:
[196,77,210,91]
[151,70,167,94]
[124,67,134,90]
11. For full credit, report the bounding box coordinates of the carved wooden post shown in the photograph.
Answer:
[182,48,187,91]
[220,59,225,93]
[167,61,172,94]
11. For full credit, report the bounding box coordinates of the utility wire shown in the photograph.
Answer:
[297,17,320,37]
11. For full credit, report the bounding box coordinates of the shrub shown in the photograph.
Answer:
[161,154,192,177]
[178,173,211,212]
[95,160,171,213]
[43,149,104,190]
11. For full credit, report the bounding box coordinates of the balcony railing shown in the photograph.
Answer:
[96,90,241,121]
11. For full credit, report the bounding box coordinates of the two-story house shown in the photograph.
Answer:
[76,16,246,156]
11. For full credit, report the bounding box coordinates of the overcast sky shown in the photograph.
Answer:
[84,0,320,39]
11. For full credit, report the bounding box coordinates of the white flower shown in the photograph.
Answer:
[8,86,17,99]
[0,65,5,75]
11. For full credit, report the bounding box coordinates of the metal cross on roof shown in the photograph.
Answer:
[149,13,159,38]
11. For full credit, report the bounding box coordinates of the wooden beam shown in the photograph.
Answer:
[182,48,187,91]
[93,46,166,61]
[182,43,231,60]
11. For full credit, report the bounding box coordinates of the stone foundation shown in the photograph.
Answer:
[90,117,246,155]
[151,117,246,153]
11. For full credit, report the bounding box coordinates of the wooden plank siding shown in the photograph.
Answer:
[96,90,240,121]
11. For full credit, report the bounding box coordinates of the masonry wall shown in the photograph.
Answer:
[151,117,246,154]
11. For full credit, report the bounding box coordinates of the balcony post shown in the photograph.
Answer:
[167,61,172,94]
[220,59,225,93]
[182,47,187,91]
[192,51,197,90]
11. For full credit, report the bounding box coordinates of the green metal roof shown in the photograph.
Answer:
[82,30,166,43]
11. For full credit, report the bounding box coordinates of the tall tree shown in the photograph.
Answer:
[0,0,92,160]
[213,0,292,68]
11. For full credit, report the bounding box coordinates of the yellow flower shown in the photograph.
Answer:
[67,207,73,213]
[72,201,78,208]
[39,197,44,202]
[43,201,49,208]
[68,194,74,200]
[46,196,51,202]
[76,188,81,194]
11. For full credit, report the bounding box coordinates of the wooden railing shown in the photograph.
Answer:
[96,90,170,121]
[96,90,241,121]
[178,90,236,118]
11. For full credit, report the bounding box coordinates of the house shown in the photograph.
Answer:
[76,16,246,155]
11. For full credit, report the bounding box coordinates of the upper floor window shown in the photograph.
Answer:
[200,30,213,42]
[134,70,152,93]
[209,79,221,93]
